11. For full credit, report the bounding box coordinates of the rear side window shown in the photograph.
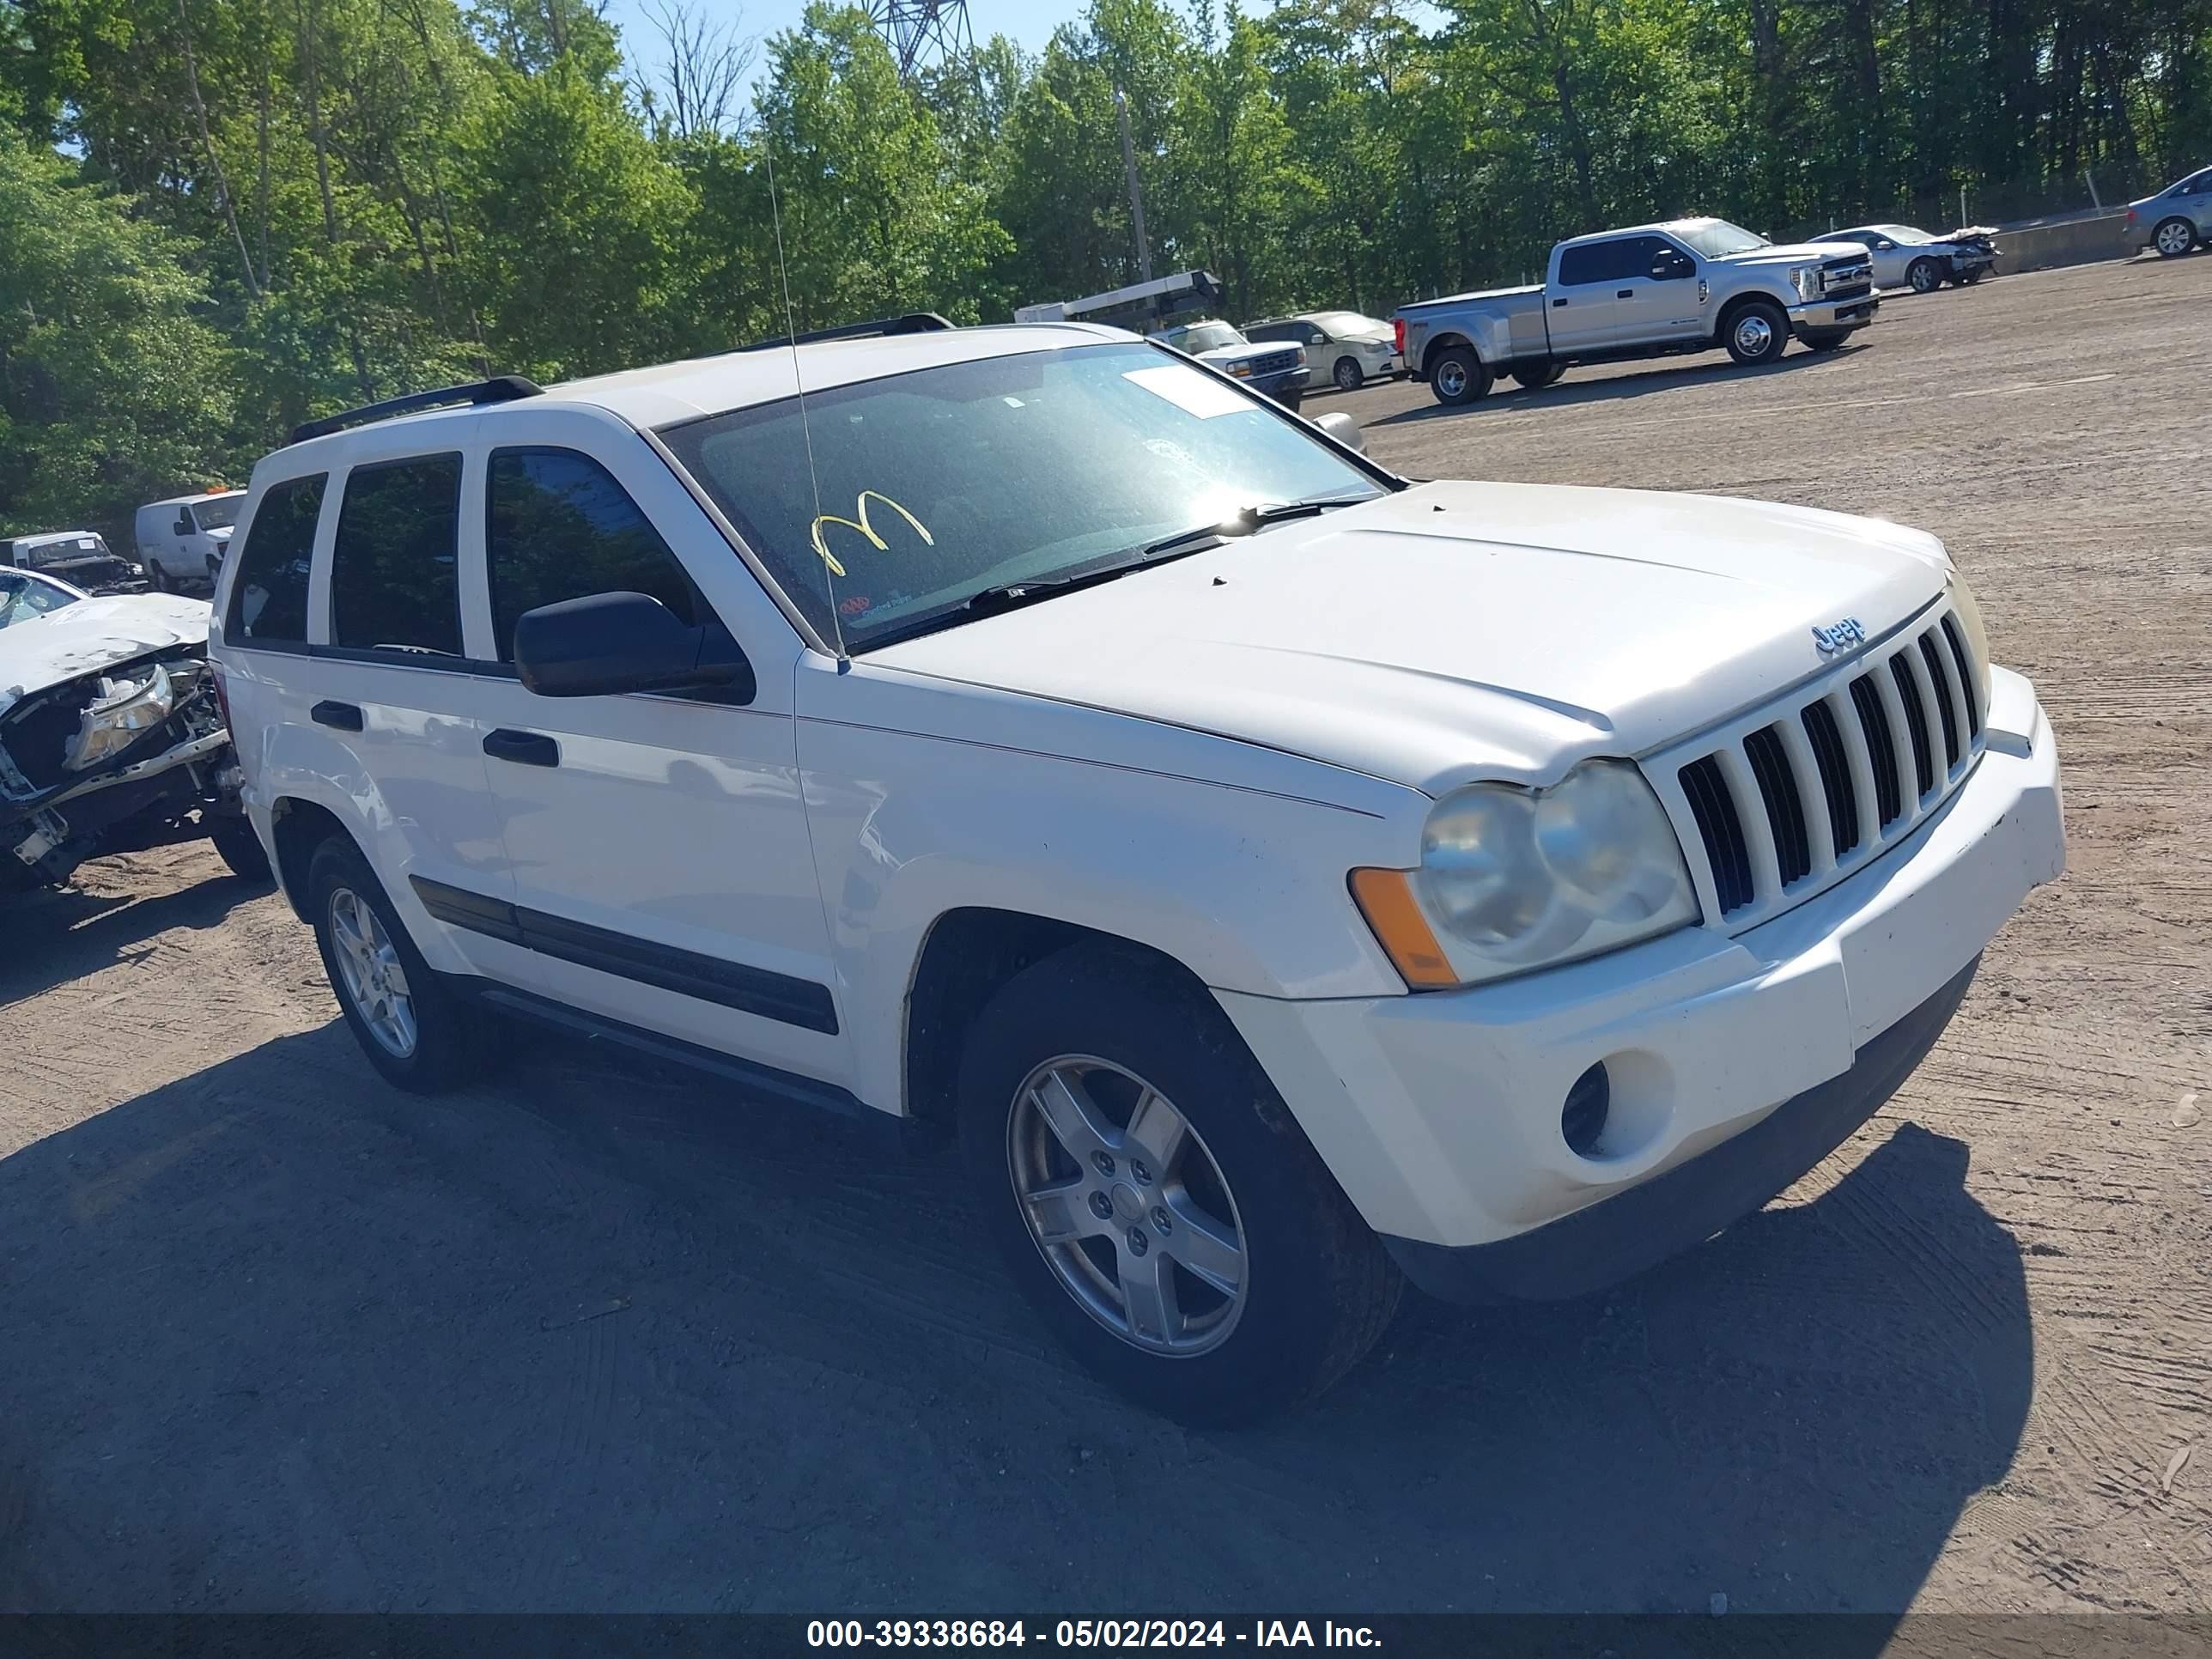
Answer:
[485,448,698,661]
[1557,241,1619,285]
[330,454,463,656]
[225,473,325,647]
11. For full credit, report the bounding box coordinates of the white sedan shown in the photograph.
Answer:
[1829,224,1998,292]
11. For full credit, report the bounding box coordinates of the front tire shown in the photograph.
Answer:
[1331,356,1364,392]
[2153,217,2197,258]
[1906,257,1942,293]
[205,555,222,590]
[957,945,1401,1424]
[1427,345,1492,406]
[307,835,497,1093]
[1723,300,1790,366]
[148,562,173,593]
[1799,327,1851,352]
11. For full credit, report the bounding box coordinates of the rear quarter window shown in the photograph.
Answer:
[225,474,325,647]
[330,453,464,657]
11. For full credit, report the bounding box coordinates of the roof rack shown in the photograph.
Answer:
[735,313,955,354]
[289,375,544,445]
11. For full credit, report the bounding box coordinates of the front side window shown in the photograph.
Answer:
[226,473,325,646]
[0,571,80,629]
[662,343,1386,652]
[486,448,699,661]
[330,454,463,657]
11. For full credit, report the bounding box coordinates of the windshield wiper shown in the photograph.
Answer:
[854,495,1374,653]
[1140,495,1373,560]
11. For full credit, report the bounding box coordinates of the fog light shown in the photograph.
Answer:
[1561,1062,1611,1158]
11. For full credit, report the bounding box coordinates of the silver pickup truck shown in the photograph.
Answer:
[1396,217,1879,405]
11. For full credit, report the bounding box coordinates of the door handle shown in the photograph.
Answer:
[310,700,363,732]
[1617,289,1635,299]
[483,728,560,768]
[1552,298,1568,307]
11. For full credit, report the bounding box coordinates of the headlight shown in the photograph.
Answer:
[1790,265,1823,301]
[1946,569,1994,704]
[1229,362,1253,377]
[1353,760,1699,989]
[63,664,175,771]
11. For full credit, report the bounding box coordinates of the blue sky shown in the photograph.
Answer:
[604,0,1091,90]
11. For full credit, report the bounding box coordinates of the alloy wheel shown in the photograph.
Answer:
[329,886,417,1058]
[1006,1056,1249,1357]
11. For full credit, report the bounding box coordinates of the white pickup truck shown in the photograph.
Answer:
[213,318,2062,1423]
[1397,216,1881,404]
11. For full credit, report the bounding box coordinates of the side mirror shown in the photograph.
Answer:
[514,591,753,701]
[173,515,193,536]
[1314,410,1365,453]
[1875,239,1895,250]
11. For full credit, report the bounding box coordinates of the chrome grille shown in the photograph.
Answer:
[1255,349,1301,377]
[1650,604,1985,929]
[1822,255,1874,302]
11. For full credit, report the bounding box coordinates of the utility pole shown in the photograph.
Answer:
[1115,87,1154,284]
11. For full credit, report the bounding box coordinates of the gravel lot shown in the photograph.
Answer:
[3,254,2206,1620]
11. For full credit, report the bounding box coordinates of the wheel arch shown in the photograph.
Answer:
[902,908,1213,1136]
[1712,288,1783,343]
[1419,331,1477,375]
[269,794,357,924]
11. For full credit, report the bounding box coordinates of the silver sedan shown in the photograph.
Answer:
[1829,225,1997,292]
[2124,167,2212,258]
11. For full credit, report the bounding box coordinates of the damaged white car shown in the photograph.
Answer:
[1,568,268,892]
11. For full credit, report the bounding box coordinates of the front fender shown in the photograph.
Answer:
[796,682,1422,1115]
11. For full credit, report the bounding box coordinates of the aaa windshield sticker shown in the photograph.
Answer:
[1121,365,1251,420]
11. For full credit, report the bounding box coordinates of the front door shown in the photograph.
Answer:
[459,416,848,1091]
[1604,234,1705,348]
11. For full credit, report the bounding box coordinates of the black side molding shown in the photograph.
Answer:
[409,877,839,1035]
[472,982,867,1121]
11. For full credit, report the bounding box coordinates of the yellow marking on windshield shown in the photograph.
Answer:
[810,490,935,577]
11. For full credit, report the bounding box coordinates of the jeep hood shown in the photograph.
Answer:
[0,595,212,717]
[868,481,1953,796]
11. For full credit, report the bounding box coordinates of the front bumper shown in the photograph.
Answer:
[1215,666,2063,1288]
[1789,294,1880,330]
[1249,367,1312,404]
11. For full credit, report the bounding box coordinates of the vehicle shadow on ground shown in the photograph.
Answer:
[1370,345,1866,427]
[0,1021,2029,1626]
[0,866,267,1009]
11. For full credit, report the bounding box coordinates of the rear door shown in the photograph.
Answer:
[1547,240,1623,354]
[309,437,516,973]
[459,407,847,1090]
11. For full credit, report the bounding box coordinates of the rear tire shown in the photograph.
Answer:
[2152,217,2197,258]
[957,944,1401,1425]
[205,812,272,884]
[307,835,499,1093]
[1723,300,1790,366]
[1427,345,1492,406]
[1331,356,1363,392]
[1509,362,1565,390]
[1906,257,1942,293]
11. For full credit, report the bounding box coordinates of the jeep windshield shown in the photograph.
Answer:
[659,343,1386,652]
[1674,220,1771,258]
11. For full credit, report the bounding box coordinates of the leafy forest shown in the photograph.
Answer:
[1,0,2205,545]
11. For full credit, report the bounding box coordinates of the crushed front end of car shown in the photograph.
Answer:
[1,641,242,891]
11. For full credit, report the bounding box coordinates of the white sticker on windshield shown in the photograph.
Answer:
[1122,366,1252,419]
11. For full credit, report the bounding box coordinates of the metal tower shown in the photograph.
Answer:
[865,0,974,80]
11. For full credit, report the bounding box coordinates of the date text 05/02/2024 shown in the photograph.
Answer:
[805,1620,1382,1649]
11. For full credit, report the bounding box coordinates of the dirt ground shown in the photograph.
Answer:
[2,255,2207,1621]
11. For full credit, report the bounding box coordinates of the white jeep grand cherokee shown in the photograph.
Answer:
[211,317,2064,1422]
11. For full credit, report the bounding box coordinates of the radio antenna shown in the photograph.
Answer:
[762,139,846,661]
